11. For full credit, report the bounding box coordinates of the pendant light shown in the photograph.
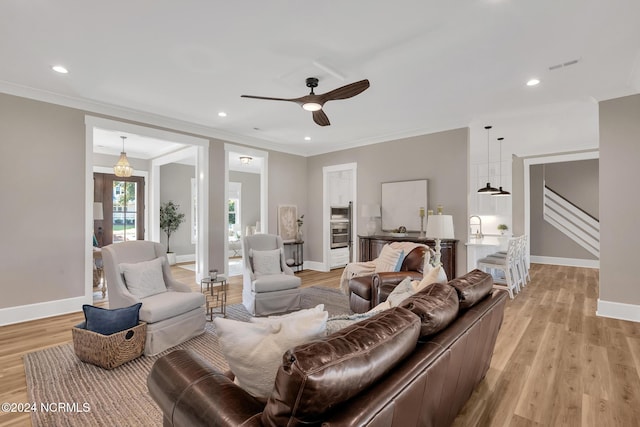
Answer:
[113,136,133,177]
[493,137,511,197]
[477,125,499,194]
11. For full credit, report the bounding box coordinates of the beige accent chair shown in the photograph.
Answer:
[102,241,206,356]
[242,234,301,316]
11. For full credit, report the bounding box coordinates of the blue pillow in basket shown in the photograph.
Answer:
[82,303,142,336]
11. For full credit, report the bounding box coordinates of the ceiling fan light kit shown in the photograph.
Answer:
[241,77,370,126]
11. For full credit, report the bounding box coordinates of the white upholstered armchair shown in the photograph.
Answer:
[242,234,301,316]
[102,241,205,356]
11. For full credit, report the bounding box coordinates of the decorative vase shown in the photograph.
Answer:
[296,228,303,242]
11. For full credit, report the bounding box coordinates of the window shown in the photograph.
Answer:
[112,180,138,242]
[228,198,238,230]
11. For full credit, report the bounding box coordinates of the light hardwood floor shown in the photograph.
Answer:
[1,264,639,426]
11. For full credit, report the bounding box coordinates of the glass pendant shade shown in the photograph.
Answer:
[478,125,499,194]
[114,136,134,177]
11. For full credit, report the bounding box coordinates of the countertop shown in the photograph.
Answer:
[465,235,508,246]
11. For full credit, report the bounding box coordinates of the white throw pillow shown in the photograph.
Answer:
[120,257,166,299]
[367,300,392,314]
[214,308,328,399]
[374,245,404,273]
[412,266,442,293]
[386,276,415,307]
[250,248,283,276]
[423,250,448,284]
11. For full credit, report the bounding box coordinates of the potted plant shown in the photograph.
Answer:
[160,201,185,265]
[497,224,509,235]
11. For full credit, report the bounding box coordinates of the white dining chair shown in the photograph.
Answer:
[477,238,520,299]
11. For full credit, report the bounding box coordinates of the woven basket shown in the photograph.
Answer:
[72,321,147,369]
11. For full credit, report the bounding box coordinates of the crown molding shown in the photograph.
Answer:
[0,80,307,156]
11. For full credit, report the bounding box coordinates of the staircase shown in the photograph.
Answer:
[543,185,599,257]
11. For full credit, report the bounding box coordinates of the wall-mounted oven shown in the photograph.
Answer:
[330,220,350,249]
[330,204,352,250]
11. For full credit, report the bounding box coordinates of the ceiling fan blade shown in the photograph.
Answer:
[320,79,370,102]
[241,94,307,103]
[313,109,330,126]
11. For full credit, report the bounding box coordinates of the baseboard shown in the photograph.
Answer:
[176,253,196,263]
[304,261,330,272]
[530,255,599,269]
[0,295,90,327]
[597,299,640,323]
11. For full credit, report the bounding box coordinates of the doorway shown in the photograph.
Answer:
[323,163,358,271]
[85,116,209,305]
[94,173,145,246]
[224,144,268,277]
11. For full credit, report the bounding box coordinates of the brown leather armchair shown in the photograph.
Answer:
[349,246,430,313]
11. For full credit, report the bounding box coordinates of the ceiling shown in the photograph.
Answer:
[1,1,639,158]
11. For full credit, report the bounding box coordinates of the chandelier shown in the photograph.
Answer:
[114,136,133,177]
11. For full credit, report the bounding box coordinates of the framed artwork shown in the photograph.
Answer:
[381,179,428,232]
[277,205,298,242]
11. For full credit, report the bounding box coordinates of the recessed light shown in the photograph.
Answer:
[526,78,540,86]
[218,112,227,117]
[52,65,68,74]
[304,136,311,141]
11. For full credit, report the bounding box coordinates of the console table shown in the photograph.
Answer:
[358,235,458,280]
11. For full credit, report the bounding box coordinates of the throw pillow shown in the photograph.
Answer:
[424,260,448,284]
[393,249,405,271]
[412,265,441,293]
[366,300,391,314]
[374,245,404,273]
[120,257,166,299]
[386,276,415,307]
[250,248,283,276]
[214,309,328,400]
[83,303,142,335]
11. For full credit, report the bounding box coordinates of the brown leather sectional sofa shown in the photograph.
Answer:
[148,269,507,427]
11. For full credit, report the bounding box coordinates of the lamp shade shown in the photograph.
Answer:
[426,215,454,239]
[93,202,104,221]
[361,204,381,218]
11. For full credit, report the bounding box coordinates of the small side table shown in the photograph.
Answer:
[284,241,304,272]
[200,275,228,321]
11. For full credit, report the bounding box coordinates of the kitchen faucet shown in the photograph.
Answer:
[469,216,483,239]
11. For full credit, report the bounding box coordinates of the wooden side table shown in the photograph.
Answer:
[200,275,228,321]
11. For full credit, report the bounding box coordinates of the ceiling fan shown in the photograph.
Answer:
[241,77,370,126]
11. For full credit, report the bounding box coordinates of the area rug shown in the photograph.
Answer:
[23,286,349,427]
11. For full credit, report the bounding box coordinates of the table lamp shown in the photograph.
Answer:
[361,204,381,236]
[426,213,454,267]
